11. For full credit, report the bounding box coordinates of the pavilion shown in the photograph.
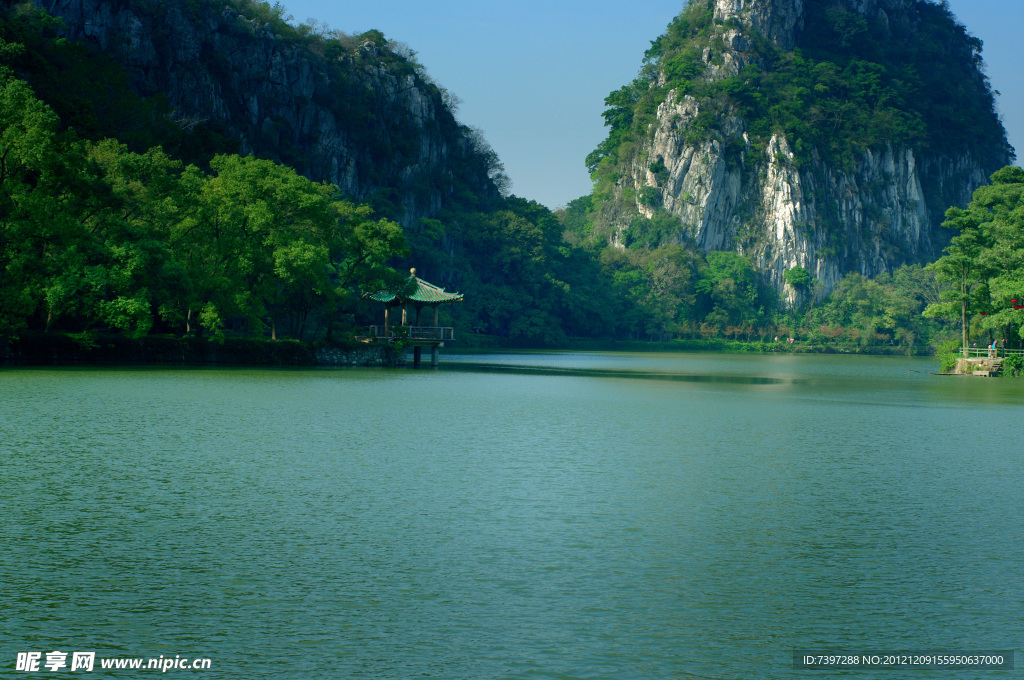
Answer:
[361,269,463,367]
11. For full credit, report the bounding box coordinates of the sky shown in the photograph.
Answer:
[281,0,1024,210]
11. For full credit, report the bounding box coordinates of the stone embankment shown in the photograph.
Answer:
[314,345,405,367]
[1,335,405,367]
[954,357,1002,377]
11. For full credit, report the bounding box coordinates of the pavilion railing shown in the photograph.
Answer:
[961,347,1024,358]
[363,325,454,342]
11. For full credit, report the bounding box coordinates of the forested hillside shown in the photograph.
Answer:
[550,0,1021,351]
[0,0,619,345]
[1,0,1021,355]
[575,0,1013,308]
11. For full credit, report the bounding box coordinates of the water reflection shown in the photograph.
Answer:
[442,360,797,385]
[439,350,1024,406]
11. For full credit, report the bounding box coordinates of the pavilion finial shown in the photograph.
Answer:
[410,267,416,277]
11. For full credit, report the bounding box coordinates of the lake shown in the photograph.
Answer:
[1,352,1021,678]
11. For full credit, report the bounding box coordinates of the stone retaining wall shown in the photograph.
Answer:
[1,334,406,368]
[955,357,1002,376]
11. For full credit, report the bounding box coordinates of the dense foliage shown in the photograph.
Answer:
[0,73,406,340]
[0,2,238,166]
[580,0,1013,264]
[559,191,958,350]
[924,166,1024,349]
[589,0,1010,181]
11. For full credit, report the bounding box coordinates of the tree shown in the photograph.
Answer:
[167,155,408,340]
[925,205,989,352]
[925,166,1024,350]
[0,75,98,335]
[784,265,813,289]
[973,167,1024,345]
[696,251,762,327]
[85,140,191,337]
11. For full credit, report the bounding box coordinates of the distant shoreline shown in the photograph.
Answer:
[1,331,936,368]
[457,335,933,357]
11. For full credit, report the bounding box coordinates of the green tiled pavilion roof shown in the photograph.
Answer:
[365,272,463,305]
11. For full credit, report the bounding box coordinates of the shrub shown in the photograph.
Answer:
[936,339,960,373]
[639,185,662,207]
[783,266,813,288]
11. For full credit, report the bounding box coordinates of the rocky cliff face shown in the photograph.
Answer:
[713,0,804,50]
[36,0,499,229]
[623,0,1010,303]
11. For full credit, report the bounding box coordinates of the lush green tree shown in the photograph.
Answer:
[925,166,1024,349]
[807,265,946,352]
[452,201,565,343]
[696,251,764,328]
[971,167,1024,344]
[318,199,406,338]
[168,154,406,340]
[0,74,95,335]
[924,201,990,350]
[600,244,700,340]
[85,140,193,336]
[784,266,813,289]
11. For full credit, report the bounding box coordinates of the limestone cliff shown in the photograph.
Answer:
[35,0,500,229]
[608,0,1012,303]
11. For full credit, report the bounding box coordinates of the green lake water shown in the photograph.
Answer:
[1,352,1021,679]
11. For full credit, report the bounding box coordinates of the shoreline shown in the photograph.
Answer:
[454,335,933,357]
[0,332,404,368]
[2,331,933,368]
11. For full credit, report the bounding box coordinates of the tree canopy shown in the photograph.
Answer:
[0,72,406,341]
[925,166,1024,347]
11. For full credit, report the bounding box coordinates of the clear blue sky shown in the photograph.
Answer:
[281,0,1023,209]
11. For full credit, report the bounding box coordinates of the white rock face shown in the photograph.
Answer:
[713,0,804,50]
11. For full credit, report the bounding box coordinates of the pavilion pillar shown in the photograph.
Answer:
[383,306,390,336]
[412,304,422,368]
[431,305,441,367]
[401,304,407,326]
